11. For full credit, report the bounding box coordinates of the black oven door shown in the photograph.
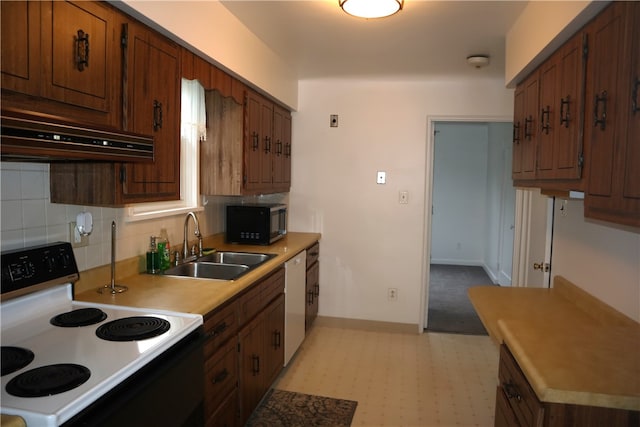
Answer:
[63,327,205,427]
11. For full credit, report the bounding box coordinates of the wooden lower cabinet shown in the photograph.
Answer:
[239,293,285,425]
[305,242,320,332]
[202,267,286,427]
[496,345,639,427]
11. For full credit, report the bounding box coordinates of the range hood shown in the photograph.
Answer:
[1,108,154,162]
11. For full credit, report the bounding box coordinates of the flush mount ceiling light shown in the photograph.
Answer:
[339,0,404,19]
[466,55,490,69]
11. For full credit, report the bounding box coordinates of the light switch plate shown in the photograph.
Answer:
[376,171,386,184]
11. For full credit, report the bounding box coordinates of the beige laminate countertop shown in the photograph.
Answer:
[74,232,320,317]
[468,276,640,411]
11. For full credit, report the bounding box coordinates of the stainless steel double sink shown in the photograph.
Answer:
[163,251,276,281]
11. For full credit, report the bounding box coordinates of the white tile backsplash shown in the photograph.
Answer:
[0,162,283,272]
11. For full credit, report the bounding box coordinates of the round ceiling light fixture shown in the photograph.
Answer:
[339,0,404,19]
[466,55,490,69]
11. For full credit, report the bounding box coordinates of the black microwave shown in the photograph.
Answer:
[226,204,287,245]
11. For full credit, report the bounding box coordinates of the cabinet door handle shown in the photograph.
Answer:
[632,78,639,113]
[251,355,260,375]
[276,140,283,156]
[314,284,319,297]
[274,330,281,349]
[512,122,520,144]
[153,100,163,131]
[75,29,90,71]
[264,136,271,153]
[212,368,229,384]
[208,321,227,338]
[503,381,522,401]
[540,106,551,134]
[593,91,607,130]
[560,96,571,128]
[285,142,292,158]
[307,290,315,306]
[524,116,533,140]
[252,132,259,151]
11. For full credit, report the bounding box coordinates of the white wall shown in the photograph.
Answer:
[431,123,489,265]
[288,77,514,326]
[552,199,640,322]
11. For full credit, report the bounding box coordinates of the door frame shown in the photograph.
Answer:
[419,115,513,332]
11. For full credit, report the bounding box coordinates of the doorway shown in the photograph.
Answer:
[421,118,515,332]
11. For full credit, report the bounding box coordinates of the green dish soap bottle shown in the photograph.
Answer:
[158,228,171,270]
[146,236,160,274]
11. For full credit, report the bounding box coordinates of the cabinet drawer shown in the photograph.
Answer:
[204,301,238,358]
[204,339,238,420]
[238,279,264,325]
[238,267,284,324]
[206,388,238,427]
[498,344,544,427]
[262,267,285,306]
[306,242,320,266]
[306,261,319,287]
[495,385,522,427]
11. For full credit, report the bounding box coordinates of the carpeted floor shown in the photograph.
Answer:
[426,264,492,335]
[246,389,358,427]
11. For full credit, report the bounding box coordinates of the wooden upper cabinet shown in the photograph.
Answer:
[244,90,264,192]
[584,1,640,227]
[50,16,181,206]
[512,84,525,180]
[536,32,586,183]
[201,89,244,196]
[272,105,292,191]
[41,1,116,112]
[1,0,40,96]
[120,21,181,203]
[520,72,539,181]
[1,0,119,127]
[201,89,292,196]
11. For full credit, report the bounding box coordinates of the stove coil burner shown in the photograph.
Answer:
[96,316,170,341]
[50,307,107,327]
[1,346,35,376]
[5,364,90,397]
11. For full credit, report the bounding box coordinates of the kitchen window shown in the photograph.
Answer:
[125,79,206,221]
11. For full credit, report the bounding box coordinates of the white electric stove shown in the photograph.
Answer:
[1,243,204,427]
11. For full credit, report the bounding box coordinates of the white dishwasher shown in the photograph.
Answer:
[284,250,306,366]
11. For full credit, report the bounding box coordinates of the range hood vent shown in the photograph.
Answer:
[1,109,154,163]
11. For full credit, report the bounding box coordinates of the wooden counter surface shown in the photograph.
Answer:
[468,277,640,411]
[74,232,320,316]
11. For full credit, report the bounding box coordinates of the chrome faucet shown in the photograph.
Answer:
[183,211,203,262]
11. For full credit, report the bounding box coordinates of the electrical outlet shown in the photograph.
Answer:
[388,287,398,301]
[69,222,89,248]
[399,191,409,204]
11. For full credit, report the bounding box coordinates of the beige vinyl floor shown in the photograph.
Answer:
[274,325,499,427]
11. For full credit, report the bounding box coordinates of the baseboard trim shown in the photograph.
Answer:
[315,316,418,334]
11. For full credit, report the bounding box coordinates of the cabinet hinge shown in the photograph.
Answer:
[578,152,584,169]
[121,23,128,49]
[582,33,588,61]
[119,166,127,183]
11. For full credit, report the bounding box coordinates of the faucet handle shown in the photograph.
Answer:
[197,236,204,258]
